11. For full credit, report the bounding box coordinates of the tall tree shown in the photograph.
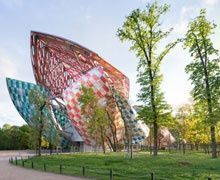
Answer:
[117,2,178,155]
[183,9,220,158]
[78,86,112,153]
[29,89,49,156]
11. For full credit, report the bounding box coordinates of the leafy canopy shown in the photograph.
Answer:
[78,86,110,145]
[183,9,220,125]
[117,2,178,126]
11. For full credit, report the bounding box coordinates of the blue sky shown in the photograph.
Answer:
[0,0,220,127]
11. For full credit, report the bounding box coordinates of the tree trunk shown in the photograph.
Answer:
[49,141,52,155]
[149,129,152,155]
[183,142,186,154]
[148,61,158,156]
[38,109,45,157]
[149,76,158,156]
[100,129,105,154]
[106,110,118,152]
[203,36,217,158]
[38,134,41,156]
[194,33,217,158]
[190,144,193,151]
[210,125,217,158]
[195,143,199,151]
[204,70,217,158]
[140,29,159,156]
[101,139,105,154]
[205,72,217,158]
[106,135,116,152]
[130,143,133,159]
[153,121,158,156]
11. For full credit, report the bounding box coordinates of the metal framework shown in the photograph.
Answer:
[7,31,148,147]
[6,78,82,143]
[30,31,129,99]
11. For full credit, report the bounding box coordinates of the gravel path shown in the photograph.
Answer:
[0,151,86,180]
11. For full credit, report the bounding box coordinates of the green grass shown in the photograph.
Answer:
[14,151,220,179]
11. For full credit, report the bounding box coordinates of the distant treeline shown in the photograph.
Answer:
[0,124,34,150]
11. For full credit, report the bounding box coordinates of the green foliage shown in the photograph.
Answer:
[117,1,178,155]
[29,89,50,155]
[0,124,33,150]
[175,103,210,144]
[78,86,110,152]
[0,123,60,150]
[29,91,49,128]
[0,88,61,151]
[117,1,177,125]
[183,9,220,125]
[29,89,49,131]
[47,127,61,150]
[2,124,12,130]
[183,9,220,158]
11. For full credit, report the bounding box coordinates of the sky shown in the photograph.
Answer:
[0,0,220,127]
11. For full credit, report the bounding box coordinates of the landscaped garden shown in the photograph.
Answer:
[12,151,220,179]
[2,1,220,180]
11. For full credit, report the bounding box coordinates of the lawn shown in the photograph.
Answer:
[13,151,220,179]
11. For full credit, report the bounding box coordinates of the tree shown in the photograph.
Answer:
[47,127,60,155]
[175,104,193,145]
[29,89,49,156]
[0,124,34,150]
[117,2,178,155]
[104,98,120,152]
[183,9,220,158]
[8,126,23,149]
[1,124,11,149]
[175,103,209,148]
[19,125,34,149]
[78,86,111,153]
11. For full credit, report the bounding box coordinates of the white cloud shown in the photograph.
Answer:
[0,50,22,127]
[0,107,25,127]
[203,0,219,6]
[0,50,18,78]
[173,6,200,34]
